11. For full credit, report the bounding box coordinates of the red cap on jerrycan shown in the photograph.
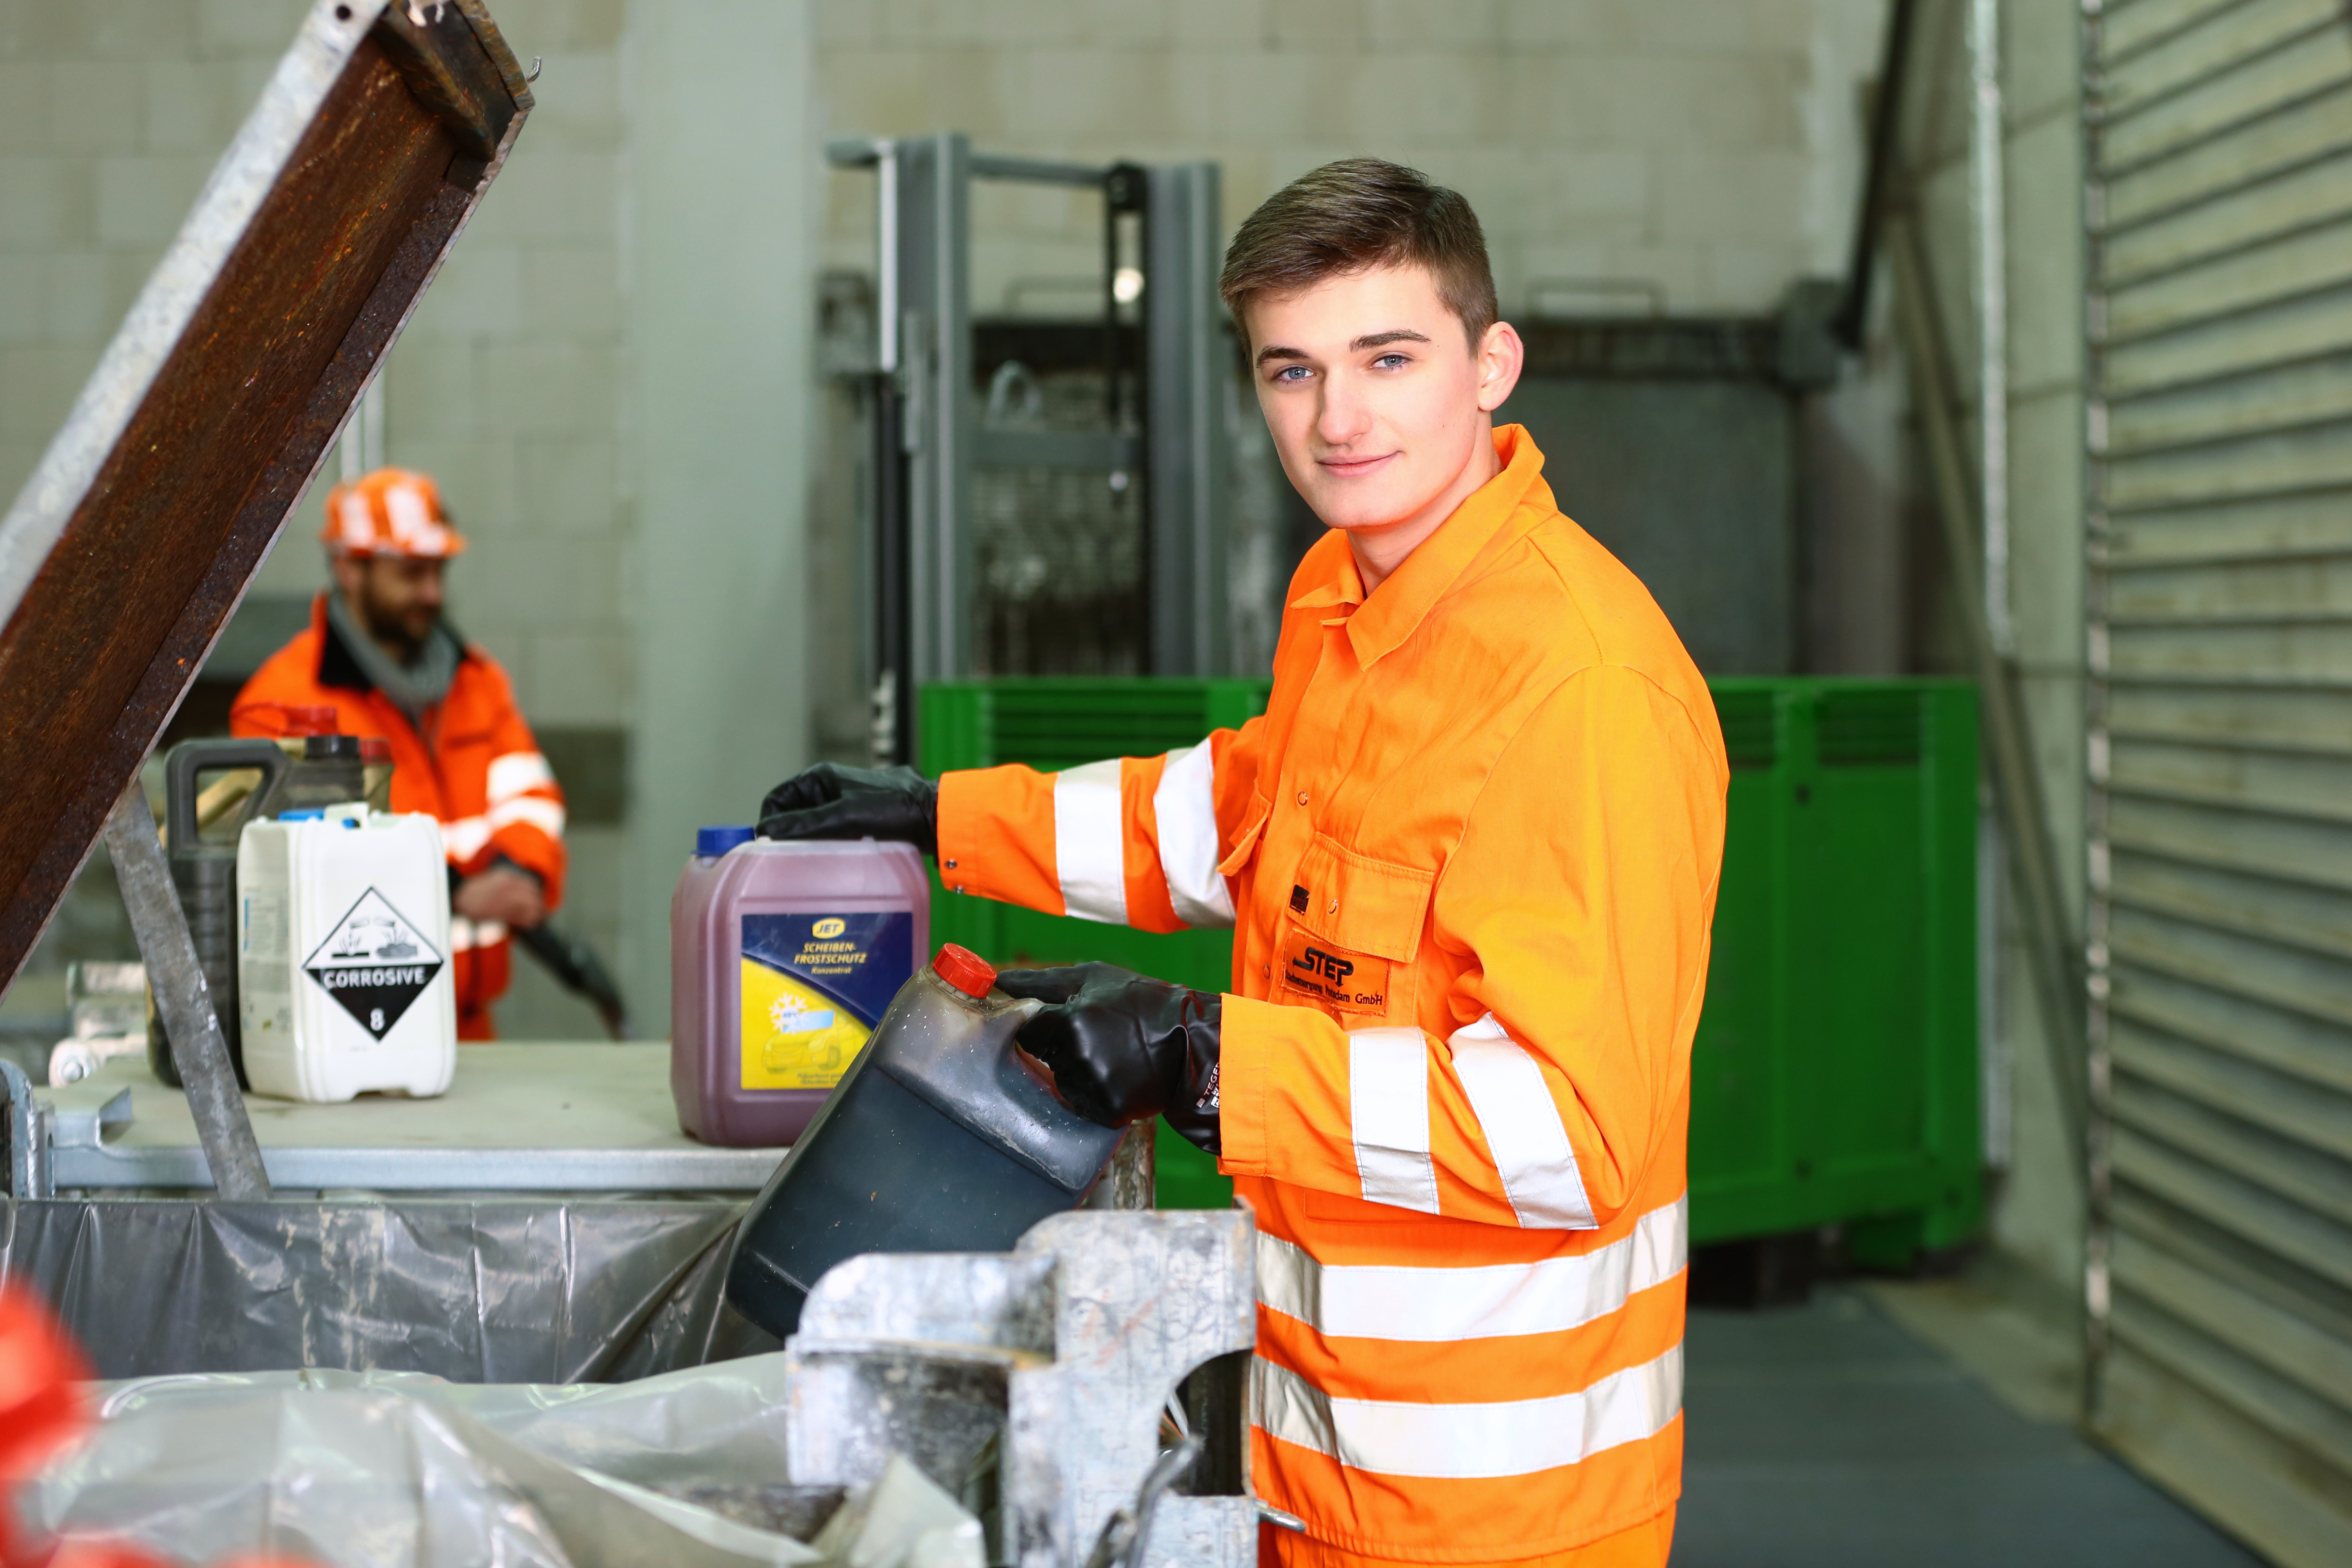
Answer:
[931,944,996,998]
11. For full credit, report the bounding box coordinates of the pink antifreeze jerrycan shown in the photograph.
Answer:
[670,828,929,1147]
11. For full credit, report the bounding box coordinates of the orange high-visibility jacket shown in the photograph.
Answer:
[938,427,1726,1565]
[231,595,568,1040]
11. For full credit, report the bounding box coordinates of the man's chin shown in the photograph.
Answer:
[1312,497,1431,537]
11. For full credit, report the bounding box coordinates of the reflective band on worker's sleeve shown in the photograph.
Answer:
[1347,1028,1439,1214]
[443,815,493,862]
[1251,1344,1682,1480]
[448,917,508,953]
[488,795,566,837]
[486,751,555,804]
[1053,759,1129,925]
[1256,1194,1686,1342]
[1452,1013,1597,1229]
[1153,741,1234,929]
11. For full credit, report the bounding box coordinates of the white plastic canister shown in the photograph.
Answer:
[237,803,457,1102]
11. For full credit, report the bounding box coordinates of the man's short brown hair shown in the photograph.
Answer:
[1219,158,1499,348]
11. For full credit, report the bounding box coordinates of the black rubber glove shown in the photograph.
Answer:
[996,963,1223,1154]
[758,763,938,857]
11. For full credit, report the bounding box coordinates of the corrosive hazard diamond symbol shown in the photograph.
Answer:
[303,887,444,1040]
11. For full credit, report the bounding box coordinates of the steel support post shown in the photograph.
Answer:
[1144,163,1229,677]
[102,781,272,1200]
[895,133,973,695]
[1888,217,2088,1179]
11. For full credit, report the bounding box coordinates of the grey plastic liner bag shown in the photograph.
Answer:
[0,1198,776,1383]
[16,1357,982,1568]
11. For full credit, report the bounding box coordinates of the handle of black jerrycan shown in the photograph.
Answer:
[165,738,292,849]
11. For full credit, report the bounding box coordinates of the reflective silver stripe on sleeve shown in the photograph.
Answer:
[486,750,554,804]
[1452,1012,1597,1229]
[448,917,508,953]
[487,795,566,837]
[1256,1194,1686,1342]
[1052,759,1129,925]
[1153,741,1234,929]
[1251,1343,1683,1479]
[1347,1028,1439,1214]
[442,815,492,862]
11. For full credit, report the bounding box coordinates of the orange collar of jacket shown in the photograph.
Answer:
[1286,423,1553,669]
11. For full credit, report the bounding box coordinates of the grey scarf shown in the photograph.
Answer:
[328,589,462,735]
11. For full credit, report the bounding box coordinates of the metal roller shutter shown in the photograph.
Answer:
[2084,2,2352,1561]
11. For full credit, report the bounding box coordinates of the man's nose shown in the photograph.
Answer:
[1315,373,1371,448]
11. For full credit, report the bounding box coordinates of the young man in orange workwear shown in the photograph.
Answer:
[233,468,568,1040]
[762,160,1727,1566]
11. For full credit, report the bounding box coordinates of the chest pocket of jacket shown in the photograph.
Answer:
[1276,833,1433,1020]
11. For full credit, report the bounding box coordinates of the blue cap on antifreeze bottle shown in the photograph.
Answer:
[697,826,755,858]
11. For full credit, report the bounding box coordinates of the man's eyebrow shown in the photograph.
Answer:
[1254,328,1432,367]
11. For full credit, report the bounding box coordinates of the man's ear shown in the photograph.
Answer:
[1474,319,1524,414]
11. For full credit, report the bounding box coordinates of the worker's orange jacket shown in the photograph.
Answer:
[230,595,568,1040]
[939,427,1726,1566]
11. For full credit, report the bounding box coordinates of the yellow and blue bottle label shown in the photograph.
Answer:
[739,912,912,1091]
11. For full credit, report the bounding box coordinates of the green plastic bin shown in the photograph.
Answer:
[920,677,1981,1255]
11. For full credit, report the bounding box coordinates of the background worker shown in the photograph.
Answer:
[233,468,568,1041]
[762,160,1726,1566]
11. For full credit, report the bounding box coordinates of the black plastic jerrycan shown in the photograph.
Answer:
[148,734,368,1089]
[725,943,1126,1339]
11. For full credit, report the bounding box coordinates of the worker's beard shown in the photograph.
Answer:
[352,577,440,666]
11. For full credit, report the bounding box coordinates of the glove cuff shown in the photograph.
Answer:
[1164,991,1223,1156]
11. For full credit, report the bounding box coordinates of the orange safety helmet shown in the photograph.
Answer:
[320,467,468,559]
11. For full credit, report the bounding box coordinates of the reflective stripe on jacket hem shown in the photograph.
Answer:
[1052,760,1128,924]
[1257,1194,1686,1343]
[1154,740,1234,929]
[1251,1343,1682,1480]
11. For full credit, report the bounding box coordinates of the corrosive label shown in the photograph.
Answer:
[303,887,445,1040]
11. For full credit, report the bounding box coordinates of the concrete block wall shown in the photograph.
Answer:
[815,0,1892,320]
[0,0,304,514]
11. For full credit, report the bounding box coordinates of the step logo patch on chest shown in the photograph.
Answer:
[1281,928,1389,1014]
[304,888,445,1039]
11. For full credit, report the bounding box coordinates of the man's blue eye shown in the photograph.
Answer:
[1275,365,1310,381]
[1375,353,1408,369]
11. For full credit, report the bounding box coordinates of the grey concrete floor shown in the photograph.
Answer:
[1673,1286,2264,1567]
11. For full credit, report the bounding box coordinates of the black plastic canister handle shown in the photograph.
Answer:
[165,738,292,850]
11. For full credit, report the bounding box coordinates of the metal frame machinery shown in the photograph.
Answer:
[827,135,1231,763]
